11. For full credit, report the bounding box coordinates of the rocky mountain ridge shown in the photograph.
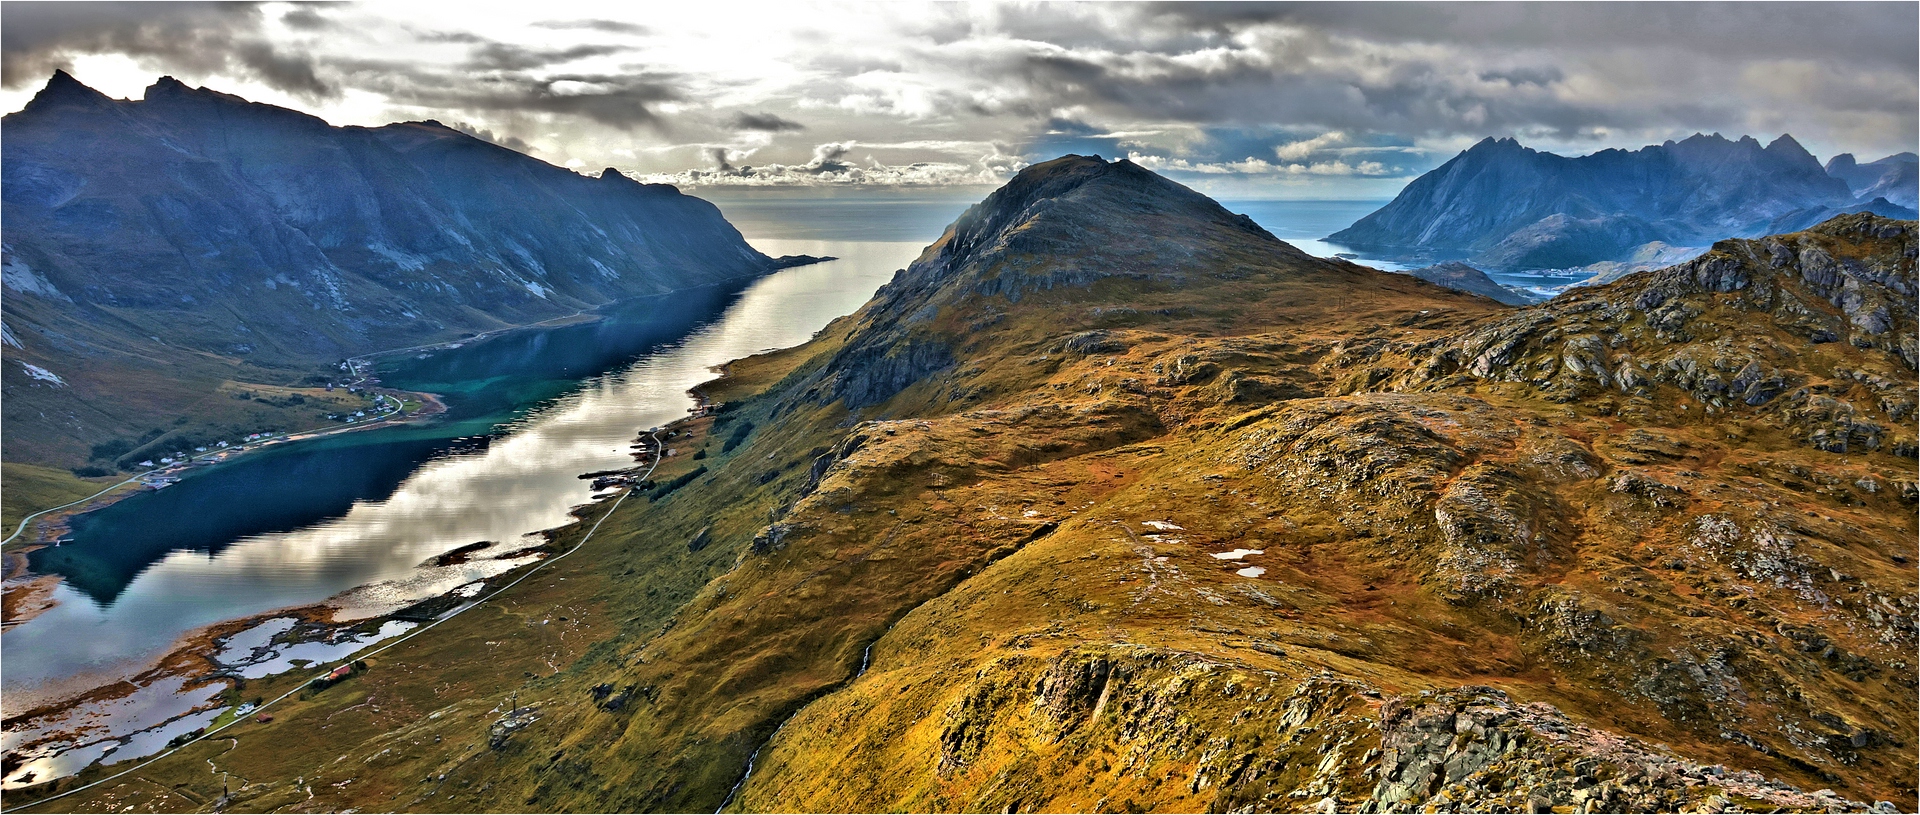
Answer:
[1330,134,1915,272]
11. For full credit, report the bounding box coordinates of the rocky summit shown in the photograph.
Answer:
[2,72,770,467]
[19,157,1914,814]
[1329,134,1915,272]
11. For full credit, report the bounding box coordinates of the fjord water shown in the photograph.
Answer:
[2,192,1374,698]
[4,237,923,698]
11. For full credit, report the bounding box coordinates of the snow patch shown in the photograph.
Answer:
[524,280,549,299]
[1236,566,1266,578]
[2,321,21,350]
[1142,520,1184,531]
[367,242,428,271]
[1210,549,1264,560]
[18,362,65,386]
[1,249,69,302]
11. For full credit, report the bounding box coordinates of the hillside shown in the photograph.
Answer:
[15,158,1913,814]
[1327,134,1884,271]
[1,71,771,469]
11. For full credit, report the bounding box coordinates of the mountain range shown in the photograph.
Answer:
[2,72,772,468]
[1330,134,1918,271]
[39,156,1910,813]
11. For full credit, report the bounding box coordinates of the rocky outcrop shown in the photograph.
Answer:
[1367,688,1898,814]
[1382,214,1917,456]
[759,643,1889,813]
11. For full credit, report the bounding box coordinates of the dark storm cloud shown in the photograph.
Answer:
[728,112,805,132]
[1141,2,1917,67]
[278,6,334,32]
[998,22,1740,139]
[463,42,626,72]
[338,61,682,128]
[0,1,333,98]
[534,19,650,36]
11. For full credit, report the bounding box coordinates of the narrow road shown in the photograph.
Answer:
[4,359,411,548]
[2,477,142,546]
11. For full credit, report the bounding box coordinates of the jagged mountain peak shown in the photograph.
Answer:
[1331,132,1853,270]
[1765,133,1815,161]
[21,69,113,113]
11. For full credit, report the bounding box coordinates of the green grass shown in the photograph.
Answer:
[1,461,121,536]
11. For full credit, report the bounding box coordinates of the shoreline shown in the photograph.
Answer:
[0,302,614,554]
[0,385,449,598]
[0,400,707,795]
[0,411,683,791]
[0,270,793,796]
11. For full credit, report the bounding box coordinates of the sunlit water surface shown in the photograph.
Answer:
[4,239,918,703]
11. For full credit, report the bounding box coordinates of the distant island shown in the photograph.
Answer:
[770,254,839,269]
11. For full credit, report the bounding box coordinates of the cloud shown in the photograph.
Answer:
[1125,151,1401,178]
[641,153,1025,187]
[278,6,333,32]
[462,42,625,72]
[533,19,649,36]
[449,121,533,154]
[1274,131,1347,161]
[728,111,805,132]
[806,142,855,173]
[1,1,333,99]
[5,2,1912,191]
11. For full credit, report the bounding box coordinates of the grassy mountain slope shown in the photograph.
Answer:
[16,159,1912,814]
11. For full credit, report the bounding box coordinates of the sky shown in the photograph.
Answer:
[2,1,1915,199]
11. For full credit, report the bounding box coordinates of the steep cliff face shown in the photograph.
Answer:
[1329,134,1857,270]
[27,160,1911,815]
[1,71,769,466]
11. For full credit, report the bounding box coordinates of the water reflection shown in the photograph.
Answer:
[3,240,917,698]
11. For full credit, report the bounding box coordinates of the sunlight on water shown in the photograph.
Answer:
[2,240,920,699]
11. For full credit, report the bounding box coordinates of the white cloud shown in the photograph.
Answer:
[2,0,1911,192]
